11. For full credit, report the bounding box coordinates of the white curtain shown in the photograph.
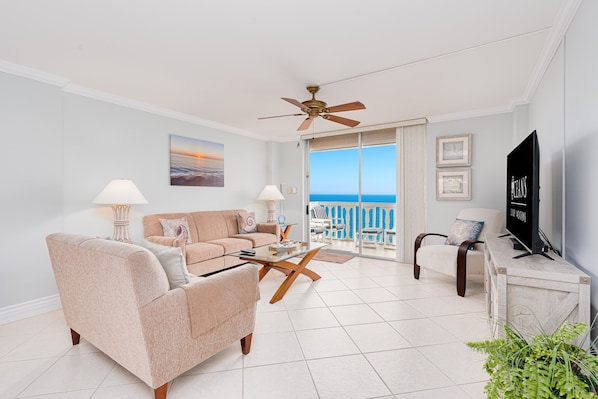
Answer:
[397,124,426,263]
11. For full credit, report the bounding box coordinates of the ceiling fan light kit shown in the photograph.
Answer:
[259,85,366,131]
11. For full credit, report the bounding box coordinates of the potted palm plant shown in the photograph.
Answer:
[467,321,598,399]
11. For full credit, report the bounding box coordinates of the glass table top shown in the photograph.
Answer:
[229,241,328,264]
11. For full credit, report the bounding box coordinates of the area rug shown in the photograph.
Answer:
[300,251,354,264]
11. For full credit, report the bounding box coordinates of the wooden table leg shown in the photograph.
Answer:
[268,249,322,303]
[280,225,292,240]
[258,265,272,281]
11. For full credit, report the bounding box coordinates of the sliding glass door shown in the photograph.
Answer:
[359,142,396,258]
[308,129,397,259]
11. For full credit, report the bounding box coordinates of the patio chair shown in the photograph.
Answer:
[310,205,346,242]
[310,225,325,242]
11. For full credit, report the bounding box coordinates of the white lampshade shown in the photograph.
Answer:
[257,185,285,223]
[257,185,285,201]
[93,179,148,205]
[93,179,147,243]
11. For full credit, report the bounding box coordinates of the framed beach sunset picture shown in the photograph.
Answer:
[170,134,224,187]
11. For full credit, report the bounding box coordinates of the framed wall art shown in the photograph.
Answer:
[436,133,472,167]
[170,134,224,187]
[436,168,471,200]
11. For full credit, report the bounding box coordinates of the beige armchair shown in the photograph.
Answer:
[413,208,503,296]
[46,233,260,399]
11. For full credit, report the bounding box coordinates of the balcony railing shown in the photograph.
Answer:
[310,201,396,245]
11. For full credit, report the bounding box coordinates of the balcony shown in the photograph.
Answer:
[309,201,397,259]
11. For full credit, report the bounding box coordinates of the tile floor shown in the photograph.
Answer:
[0,257,492,399]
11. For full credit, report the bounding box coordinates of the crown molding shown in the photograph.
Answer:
[62,83,266,140]
[0,58,268,141]
[426,0,584,127]
[0,59,69,87]
[523,0,582,102]
[426,105,512,123]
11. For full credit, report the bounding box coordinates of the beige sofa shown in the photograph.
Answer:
[46,233,260,399]
[143,210,280,276]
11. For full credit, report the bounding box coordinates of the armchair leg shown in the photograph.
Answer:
[456,245,468,297]
[70,329,80,345]
[154,383,168,399]
[241,333,253,355]
[413,235,424,280]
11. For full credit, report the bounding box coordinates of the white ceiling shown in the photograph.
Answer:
[0,0,577,141]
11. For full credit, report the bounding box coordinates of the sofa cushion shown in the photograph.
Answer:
[191,211,232,242]
[185,242,225,265]
[160,216,192,244]
[256,223,280,236]
[237,211,257,234]
[445,218,485,246]
[140,240,190,289]
[207,237,253,255]
[231,232,278,247]
[417,244,485,276]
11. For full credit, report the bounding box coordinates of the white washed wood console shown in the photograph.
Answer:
[484,233,591,345]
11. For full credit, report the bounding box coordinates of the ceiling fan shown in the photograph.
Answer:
[259,85,366,131]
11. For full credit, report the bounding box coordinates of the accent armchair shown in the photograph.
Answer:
[46,233,260,399]
[413,208,503,296]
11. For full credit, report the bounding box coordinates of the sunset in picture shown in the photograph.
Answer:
[170,134,224,187]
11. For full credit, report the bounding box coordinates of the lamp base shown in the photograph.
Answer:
[112,204,132,243]
[266,200,277,223]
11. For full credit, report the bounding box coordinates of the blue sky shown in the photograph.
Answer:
[310,145,396,195]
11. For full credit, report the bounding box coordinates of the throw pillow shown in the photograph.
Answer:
[141,240,190,289]
[237,211,257,234]
[160,217,192,244]
[445,218,485,247]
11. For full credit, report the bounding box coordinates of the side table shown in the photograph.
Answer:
[279,223,297,241]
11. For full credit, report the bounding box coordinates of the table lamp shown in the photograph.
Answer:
[93,179,148,243]
[257,184,285,223]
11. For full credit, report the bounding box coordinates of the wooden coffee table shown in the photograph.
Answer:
[229,242,328,303]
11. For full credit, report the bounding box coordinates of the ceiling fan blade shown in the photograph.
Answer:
[282,97,307,110]
[297,117,313,131]
[322,114,360,128]
[258,113,304,120]
[325,101,366,113]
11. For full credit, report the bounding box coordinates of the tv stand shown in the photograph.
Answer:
[513,251,554,261]
[484,233,590,348]
[509,237,525,251]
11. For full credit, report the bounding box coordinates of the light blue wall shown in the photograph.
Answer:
[0,73,64,308]
[61,93,270,238]
[526,0,598,317]
[527,43,565,252]
[426,113,513,234]
[562,0,598,315]
[276,141,306,242]
[0,72,271,310]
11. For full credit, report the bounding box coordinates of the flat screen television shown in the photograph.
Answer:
[506,130,547,258]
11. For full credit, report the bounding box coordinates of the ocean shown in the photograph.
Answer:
[170,152,224,187]
[170,153,224,177]
[309,194,396,203]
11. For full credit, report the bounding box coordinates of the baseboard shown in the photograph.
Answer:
[0,295,62,326]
